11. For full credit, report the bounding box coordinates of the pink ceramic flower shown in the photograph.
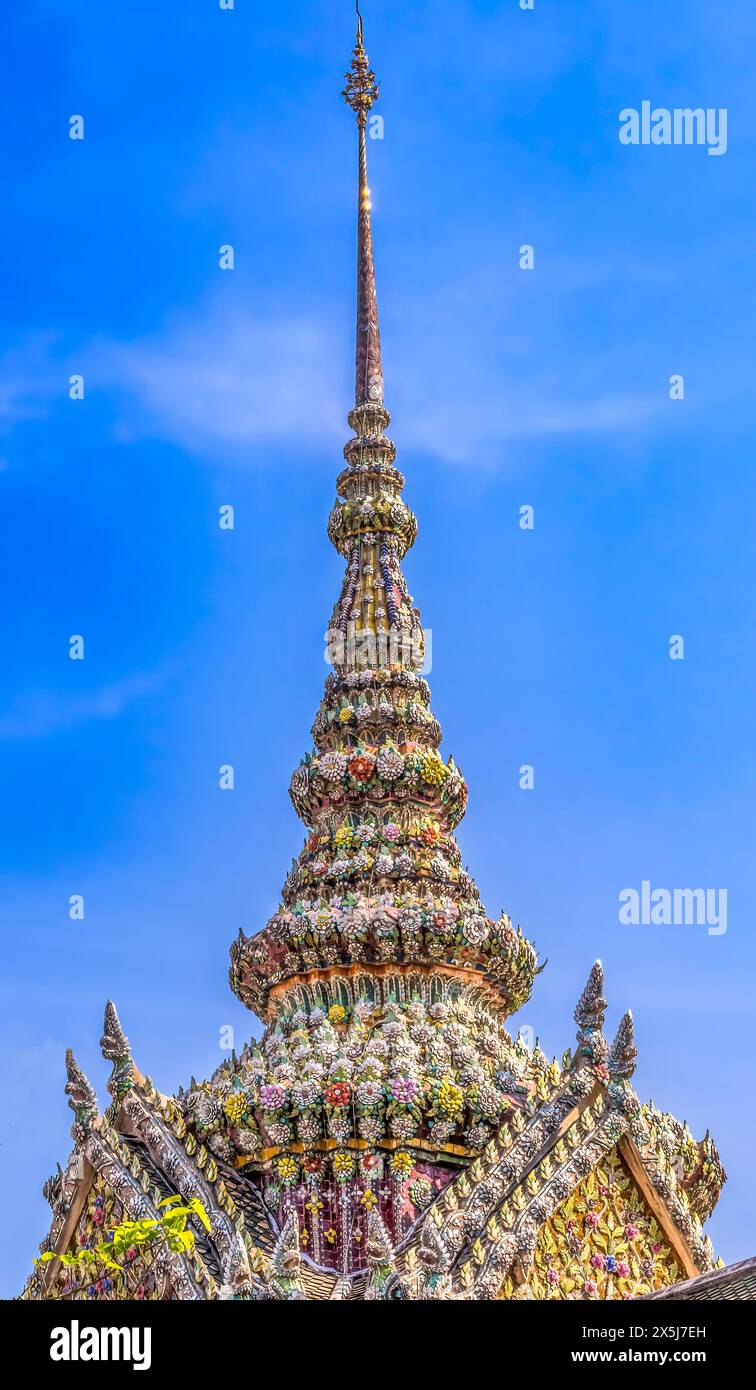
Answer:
[390,1077,419,1104]
[259,1083,287,1111]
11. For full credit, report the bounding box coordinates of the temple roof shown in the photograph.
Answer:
[644,1256,756,1302]
[24,967,727,1301]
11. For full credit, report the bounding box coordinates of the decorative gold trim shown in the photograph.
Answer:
[233,1134,473,1171]
[266,959,507,1017]
[618,1134,700,1280]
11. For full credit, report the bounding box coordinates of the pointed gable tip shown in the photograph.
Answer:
[574,959,607,1030]
[100,999,130,1061]
[64,1050,98,1132]
[608,1009,638,1079]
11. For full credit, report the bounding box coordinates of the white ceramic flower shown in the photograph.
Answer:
[375,745,405,781]
[461,915,490,946]
[356,1079,384,1106]
[319,750,348,783]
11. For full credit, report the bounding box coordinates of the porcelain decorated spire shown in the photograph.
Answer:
[229,18,538,1024]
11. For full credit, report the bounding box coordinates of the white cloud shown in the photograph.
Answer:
[0,237,741,471]
[85,287,668,468]
[95,304,345,456]
[399,391,661,466]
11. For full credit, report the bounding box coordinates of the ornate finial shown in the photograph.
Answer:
[341,2,384,411]
[42,1163,65,1211]
[364,1208,403,1299]
[573,960,608,1068]
[607,1010,638,1079]
[574,959,607,1033]
[64,1049,98,1137]
[342,4,379,127]
[100,1000,136,1101]
[100,999,129,1061]
[267,1211,306,1300]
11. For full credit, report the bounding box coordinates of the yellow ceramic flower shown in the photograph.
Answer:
[419,752,447,786]
[389,1151,414,1178]
[338,707,352,723]
[360,1189,378,1210]
[437,1079,464,1116]
[333,1151,354,1178]
[328,1004,347,1024]
[276,1155,297,1180]
[223,1092,247,1125]
[333,825,353,848]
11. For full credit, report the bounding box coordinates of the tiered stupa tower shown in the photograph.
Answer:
[229,18,537,1026]
[24,20,725,1302]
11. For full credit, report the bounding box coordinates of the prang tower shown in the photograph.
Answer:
[25,21,724,1302]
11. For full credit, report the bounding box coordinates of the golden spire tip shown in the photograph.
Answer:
[342,2,378,123]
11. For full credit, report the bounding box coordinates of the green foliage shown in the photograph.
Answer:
[35,1196,211,1288]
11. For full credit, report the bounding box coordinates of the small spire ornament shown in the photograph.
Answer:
[342,5,379,127]
[342,3,384,409]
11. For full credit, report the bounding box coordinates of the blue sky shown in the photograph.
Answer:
[2,0,755,1296]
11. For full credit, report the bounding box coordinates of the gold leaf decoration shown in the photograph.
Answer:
[498,1149,682,1300]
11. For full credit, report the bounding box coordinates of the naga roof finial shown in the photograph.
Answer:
[574,959,607,1033]
[364,1207,403,1299]
[100,1000,136,1101]
[573,960,608,1067]
[64,1049,98,1137]
[100,999,130,1061]
[267,1211,306,1300]
[607,1010,638,1079]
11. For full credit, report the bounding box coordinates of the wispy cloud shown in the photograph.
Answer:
[95,303,345,455]
[0,265,738,471]
[0,671,166,741]
[85,286,669,467]
[399,391,662,466]
[1,269,714,472]
[0,333,61,433]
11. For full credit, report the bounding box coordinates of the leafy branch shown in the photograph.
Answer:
[36,1195,211,1289]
